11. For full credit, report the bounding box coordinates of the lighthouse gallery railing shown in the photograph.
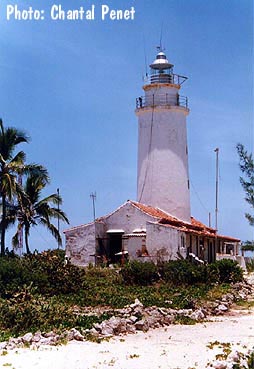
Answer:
[136,94,188,109]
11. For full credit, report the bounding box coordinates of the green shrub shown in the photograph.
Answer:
[174,314,196,325]
[0,258,32,297]
[0,250,86,298]
[121,260,159,286]
[247,350,254,368]
[158,260,208,285]
[246,259,254,272]
[208,259,243,284]
[0,293,110,338]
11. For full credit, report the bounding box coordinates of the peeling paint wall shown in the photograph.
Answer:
[65,202,192,266]
[105,202,154,233]
[65,203,158,266]
[65,223,96,266]
[103,202,155,260]
[146,222,187,262]
[125,236,144,259]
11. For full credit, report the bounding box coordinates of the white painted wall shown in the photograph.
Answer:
[144,84,179,106]
[65,202,157,265]
[125,236,144,259]
[65,222,96,266]
[104,202,153,233]
[65,202,189,266]
[146,222,187,262]
[136,84,191,222]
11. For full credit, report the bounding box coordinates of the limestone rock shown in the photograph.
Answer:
[22,332,33,343]
[130,298,143,309]
[32,332,42,343]
[215,304,228,314]
[134,319,149,332]
[70,328,84,341]
[43,331,56,338]
[0,342,7,350]
[189,309,205,321]
[212,361,227,369]
[39,337,53,345]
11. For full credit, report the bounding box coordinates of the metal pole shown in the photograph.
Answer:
[57,188,60,249]
[90,192,96,221]
[214,148,219,231]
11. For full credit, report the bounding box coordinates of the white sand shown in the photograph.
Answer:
[0,310,253,369]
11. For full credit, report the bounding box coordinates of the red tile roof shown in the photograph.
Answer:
[130,201,181,222]
[64,200,240,242]
[130,201,240,242]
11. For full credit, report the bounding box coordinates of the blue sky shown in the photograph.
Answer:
[0,0,253,251]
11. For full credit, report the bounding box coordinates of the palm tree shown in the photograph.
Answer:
[0,119,30,256]
[12,173,69,254]
[0,119,50,256]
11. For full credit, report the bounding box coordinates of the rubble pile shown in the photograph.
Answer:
[0,281,253,351]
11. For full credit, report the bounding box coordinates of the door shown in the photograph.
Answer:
[108,233,123,264]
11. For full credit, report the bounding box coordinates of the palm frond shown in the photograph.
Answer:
[12,232,19,249]
[39,218,62,245]
[9,151,26,167]
[23,164,49,184]
[36,193,62,207]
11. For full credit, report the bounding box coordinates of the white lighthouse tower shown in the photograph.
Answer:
[136,49,191,222]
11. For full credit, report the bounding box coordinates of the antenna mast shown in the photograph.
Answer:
[90,192,96,221]
[159,22,163,51]
[214,148,219,231]
[143,34,148,77]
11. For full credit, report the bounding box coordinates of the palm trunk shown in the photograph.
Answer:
[1,194,6,256]
[25,226,30,254]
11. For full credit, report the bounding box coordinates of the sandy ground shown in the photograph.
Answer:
[0,309,253,369]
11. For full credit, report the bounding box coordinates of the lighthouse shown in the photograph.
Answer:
[65,46,241,268]
[136,49,191,222]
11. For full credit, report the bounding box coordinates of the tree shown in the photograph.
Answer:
[240,240,254,257]
[0,119,50,256]
[236,143,254,226]
[0,119,30,256]
[12,173,69,254]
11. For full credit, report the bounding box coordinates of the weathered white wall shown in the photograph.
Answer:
[146,222,187,262]
[95,222,106,238]
[144,84,179,106]
[136,84,191,222]
[105,202,154,234]
[65,202,158,266]
[65,223,96,266]
[65,202,191,266]
[125,236,144,259]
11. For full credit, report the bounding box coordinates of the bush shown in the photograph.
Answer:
[121,260,159,286]
[0,257,32,298]
[158,260,208,285]
[22,250,86,295]
[121,259,243,286]
[0,293,109,338]
[0,250,86,297]
[246,259,254,272]
[208,259,243,284]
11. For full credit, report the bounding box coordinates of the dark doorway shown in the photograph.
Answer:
[108,233,123,264]
[208,241,215,263]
